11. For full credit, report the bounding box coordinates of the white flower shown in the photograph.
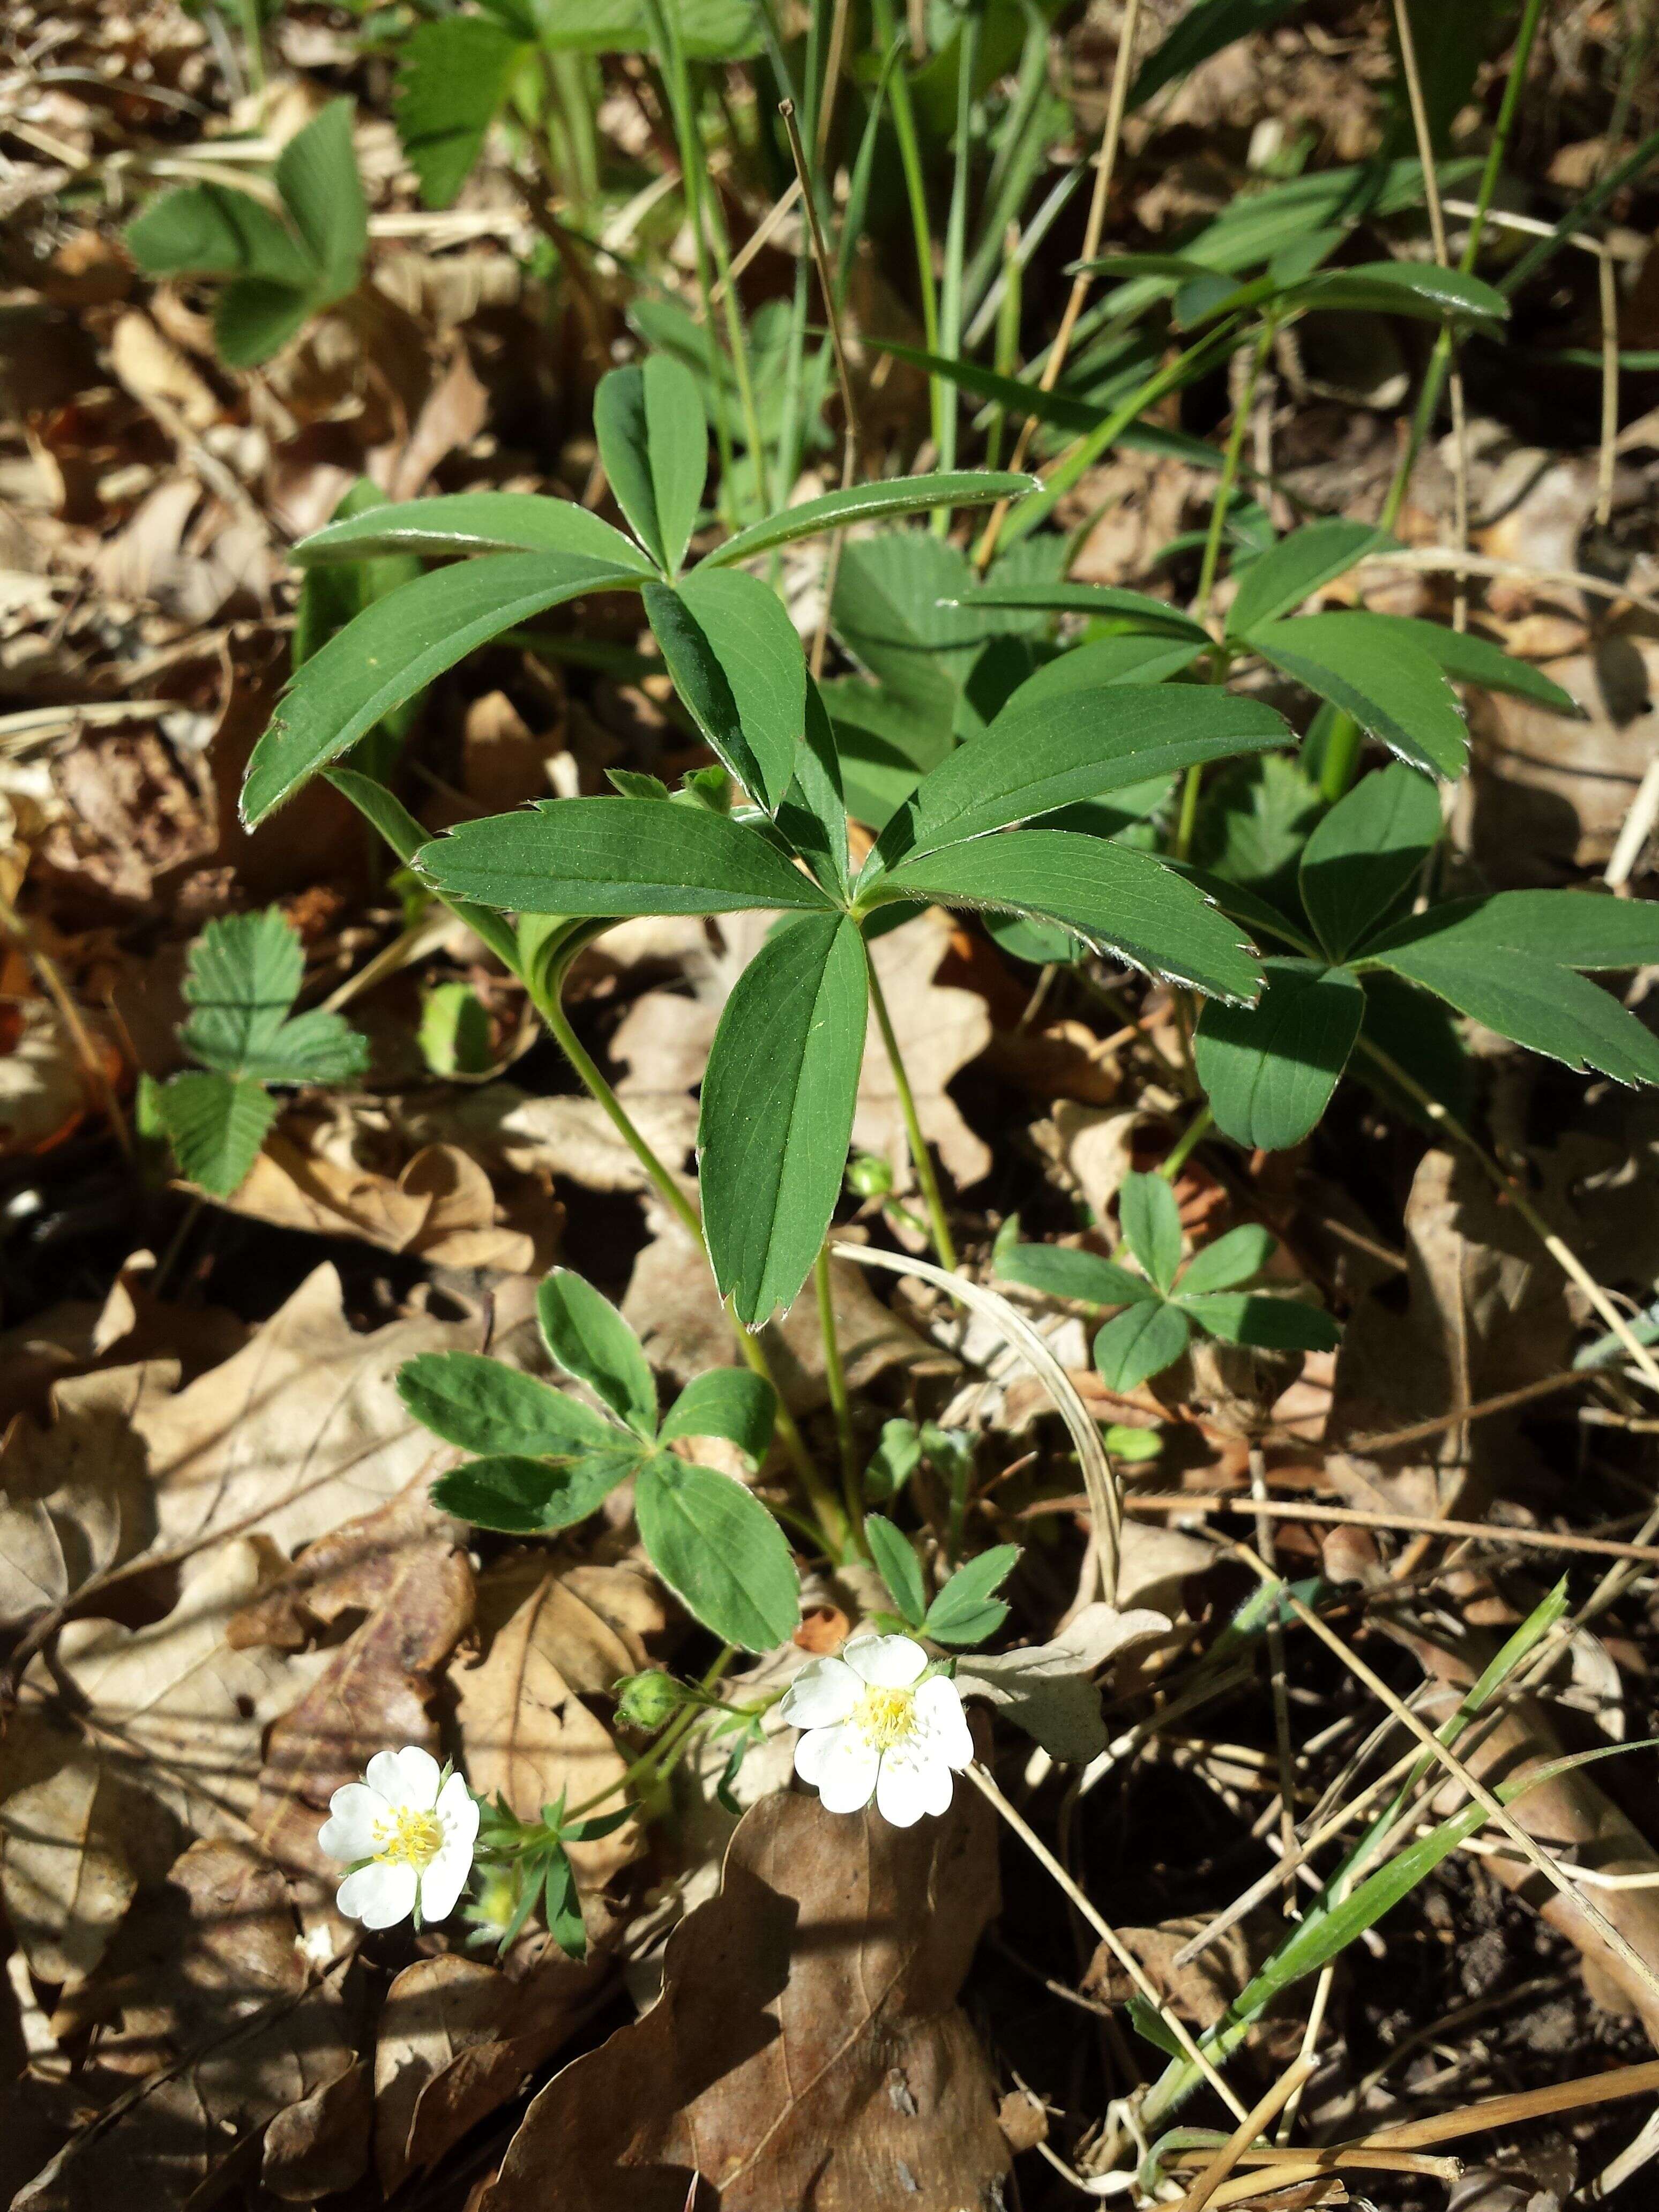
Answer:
[318,1746,479,1930]
[779,1633,973,1827]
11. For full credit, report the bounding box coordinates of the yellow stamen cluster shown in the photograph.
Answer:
[854,1685,917,1751]
[373,1806,443,1867]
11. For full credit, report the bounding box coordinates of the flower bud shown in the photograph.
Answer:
[846,1152,894,1199]
[615,1669,692,1731]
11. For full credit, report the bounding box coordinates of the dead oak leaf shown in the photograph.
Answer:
[482,1784,1009,2212]
[138,1261,486,1560]
[0,1360,165,1632]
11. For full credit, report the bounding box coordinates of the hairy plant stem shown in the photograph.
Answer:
[815,1246,863,1542]
[868,962,959,1273]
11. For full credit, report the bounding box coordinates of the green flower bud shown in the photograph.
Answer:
[846,1152,894,1199]
[615,1669,692,1731]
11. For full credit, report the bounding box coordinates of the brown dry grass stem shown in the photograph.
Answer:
[1120,1491,1659,1569]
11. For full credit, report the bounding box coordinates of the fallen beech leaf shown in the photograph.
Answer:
[262,2058,374,2204]
[139,1261,486,1558]
[0,1360,164,1631]
[956,1602,1171,1763]
[248,1494,474,1903]
[217,1137,538,1272]
[373,1936,610,2194]
[452,1566,639,1889]
[482,1785,1009,2212]
[16,1839,356,2212]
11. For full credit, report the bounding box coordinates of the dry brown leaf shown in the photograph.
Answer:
[17,1839,356,2212]
[452,1565,639,1890]
[138,1261,485,1559]
[407,1082,702,1199]
[0,1360,165,1631]
[956,1603,1171,1764]
[248,1493,474,1904]
[482,1785,1009,2212]
[219,1135,539,1271]
[373,1937,610,2194]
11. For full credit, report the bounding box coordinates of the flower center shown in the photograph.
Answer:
[373,1806,444,1868]
[854,1685,916,1752]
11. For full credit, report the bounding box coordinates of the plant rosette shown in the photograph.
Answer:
[318,1745,479,1930]
[779,1632,974,1826]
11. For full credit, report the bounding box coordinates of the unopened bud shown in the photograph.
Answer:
[846,1153,894,1199]
[615,1670,692,1731]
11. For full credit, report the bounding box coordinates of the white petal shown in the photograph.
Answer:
[317,1783,385,1863]
[915,1675,975,1769]
[842,1634,929,1690]
[779,1657,860,1730]
[435,1770,480,1845]
[876,1748,953,1827]
[807,1727,881,1814]
[365,1745,441,1810]
[793,1723,847,1787]
[419,1837,474,1923]
[338,1859,417,1929]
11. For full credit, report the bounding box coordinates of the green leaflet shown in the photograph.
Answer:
[657,1370,777,1465]
[1094,1302,1192,1392]
[699,911,869,1324]
[398,1350,621,1458]
[537,1269,658,1437]
[1225,520,1391,636]
[1195,960,1366,1150]
[1366,939,1659,1088]
[431,1452,643,1535]
[1119,1170,1183,1293]
[997,1243,1156,1308]
[703,472,1038,568]
[924,1544,1020,1645]
[1299,763,1441,961]
[395,15,525,209]
[865,1513,928,1627]
[292,491,654,573]
[879,831,1262,1005]
[645,567,805,810]
[1178,1223,1276,1295]
[633,1454,801,1649]
[1180,1293,1340,1351]
[242,551,645,823]
[151,1072,277,1199]
[416,795,834,916]
[1245,610,1469,781]
[594,357,708,576]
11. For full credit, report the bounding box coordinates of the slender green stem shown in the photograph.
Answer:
[985,221,1022,471]
[234,0,265,94]
[870,0,943,454]
[931,0,982,531]
[1175,322,1273,860]
[815,1246,864,1542]
[1159,1104,1213,1183]
[868,963,959,1273]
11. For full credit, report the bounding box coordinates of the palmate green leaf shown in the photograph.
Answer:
[396,16,525,210]
[659,1370,776,1465]
[864,1514,928,1628]
[594,357,707,576]
[398,1349,620,1457]
[1368,941,1659,1088]
[1194,959,1365,1150]
[431,1451,642,1535]
[1245,610,1468,780]
[644,569,804,810]
[633,1454,801,1650]
[1094,1301,1191,1392]
[1225,521,1391,637]
[868,685,1286,874]
[924,1543,1021,1646]
[879,831,1262,1005]
[1301,763,1441,961]
[700,911,868,1325]
[292,492,654,573]
[153,1071,278,1197]
[1178,1222,1275,1295]
[417,795,832,917]
[703,473,1038,570]
[537,1269,657,1437]
[275,99,365,304]
[954,582,1210,641]
[242,551,645,823]
[1119,1171,1183,1293]
[997,1242,1156,1308]
[1180,1291,1339,1352]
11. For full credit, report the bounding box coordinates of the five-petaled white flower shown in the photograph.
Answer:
[780,1633,973,1826]
[318,1746,479,1930]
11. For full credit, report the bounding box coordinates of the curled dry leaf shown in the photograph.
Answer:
[0,1360,163,1632]
[16,1839,356,2212]
[452,1565,640,1889]
[482,1784,1009,2212]
[139,1261,486,1558]
[956,1602,1171,1765]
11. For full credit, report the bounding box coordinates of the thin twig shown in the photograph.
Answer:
[1174,2056,1317,2212]
[1119,1492,1659,1568]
